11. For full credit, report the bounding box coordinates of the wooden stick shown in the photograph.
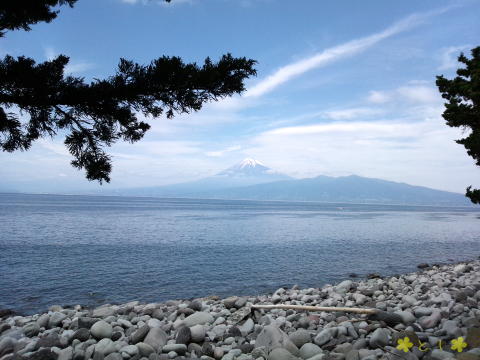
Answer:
[251,304,377,314]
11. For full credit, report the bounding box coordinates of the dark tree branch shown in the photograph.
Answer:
[436,46,480,204]
[0,54,257,182]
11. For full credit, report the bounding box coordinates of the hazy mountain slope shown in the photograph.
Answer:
[113,158,292,198]
[108,159,470,206]
[200,175,470,205]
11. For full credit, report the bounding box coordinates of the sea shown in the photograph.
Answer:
[1,193,480,315]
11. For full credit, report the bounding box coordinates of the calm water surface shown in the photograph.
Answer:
[1,193,479,314]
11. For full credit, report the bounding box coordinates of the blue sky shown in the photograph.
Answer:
[1,0,479,193]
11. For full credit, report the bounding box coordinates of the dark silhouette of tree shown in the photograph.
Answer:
[0,0,256,182]
[436,46,480,203]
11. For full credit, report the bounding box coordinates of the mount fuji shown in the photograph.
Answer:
[114,158,292,198]
[110,158,471,206]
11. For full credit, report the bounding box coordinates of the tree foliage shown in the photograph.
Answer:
[0,0,256,183]
[0,0,77,37]
[436,46,480,203]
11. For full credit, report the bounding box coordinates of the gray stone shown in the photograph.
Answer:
[93,351,105,360]
[223,296,238,309]
[162,344,187,355]
[228,326,242,338]
[333,343,353,355]
[335,280,353,293]
[48,312,68,328]
[23,323,41,337]
[0,337,16,357]
[36,314,50,328]
[29,348,58,360]
[188,342,203,356]
[313,329,335,347]
[78,317,99,329]
[120,345,139,356]
[91,320,113,339]
[441,320,461,339]
[131,324,150,344]
[152,309,164,320]
[369,328,389,348]
[190,300,203,312]
[430,349,455,360]
[239,318,255,336]
[299,343,322,360]
[137,342,155,357]
[176,326,191,344]
[239,343,254,354]
[419,310,442,329]
[94,338,116,356]
[268,348,300,360]
[413,307,433,318]
[37,333,61,348]
[345,350,359,360]
[212,324,227,338]
[144,327,168,351]
[230,307,252,324]
[255,325,299,355]
[235,297,248,309]
[105,353,123,360]
[183,312,214,327]
[73,349,85,360]
[289,330,311,348]
[148,318,162,328]
[58,346,74,360]
[203,342,215,357]
[190,324,206,343]
[396,311,415,325]
[307,354,326,360]
[72,328,90,342]
[93,306,116,318]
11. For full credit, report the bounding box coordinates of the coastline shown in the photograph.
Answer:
[1,260,480,360]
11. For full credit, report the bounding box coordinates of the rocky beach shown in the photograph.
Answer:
[1,260,480,360]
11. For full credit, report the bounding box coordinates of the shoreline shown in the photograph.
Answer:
[2,192,478,209]
[1,260,480,360]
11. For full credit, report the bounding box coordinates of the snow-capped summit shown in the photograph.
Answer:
[216,158,286,179]
[236,158,266,169]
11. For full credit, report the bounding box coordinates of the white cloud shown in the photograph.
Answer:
[438,45,471,71]
[323,107,384,120]
[205,145,241,157]
[244,115,474,193]
[245,6,455,98]
[44,47,94,74]
[367,84,441,105]
[64,62,95,74]
[367,90,391,104]
[396,86,440,104]
[121,0,194,5]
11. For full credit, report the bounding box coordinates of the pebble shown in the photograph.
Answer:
[90,320,113,339]
[299,343,323,359]
[190,324,206,343]
[2,259,480,360]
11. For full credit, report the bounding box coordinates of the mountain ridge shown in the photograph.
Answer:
[108,158,471,206]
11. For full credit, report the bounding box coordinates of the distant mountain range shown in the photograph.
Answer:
[110,158,471,206]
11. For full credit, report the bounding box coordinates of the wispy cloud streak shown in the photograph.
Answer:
[245,6,456,98]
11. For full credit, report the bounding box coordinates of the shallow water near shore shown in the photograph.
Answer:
[1,193,480,315]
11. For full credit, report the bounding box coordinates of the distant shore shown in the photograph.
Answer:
[1,259,480,360]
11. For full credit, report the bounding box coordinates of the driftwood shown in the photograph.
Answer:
[251,304,403,326]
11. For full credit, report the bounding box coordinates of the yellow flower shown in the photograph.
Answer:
[397,337,414,353]
[451,337,467,353]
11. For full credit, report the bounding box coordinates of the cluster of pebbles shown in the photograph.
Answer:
[1,260,480,360]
